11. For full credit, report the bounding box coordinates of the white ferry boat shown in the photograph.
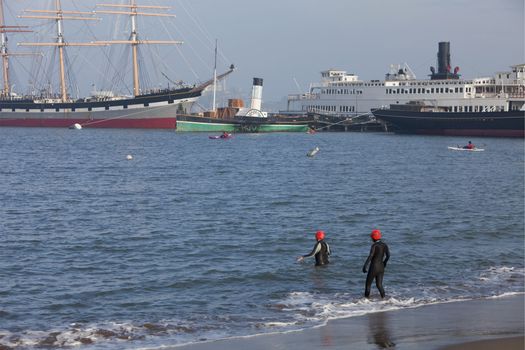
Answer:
[286,42,525,118]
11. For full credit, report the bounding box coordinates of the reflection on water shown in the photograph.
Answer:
[310,266,331,293]
[320,323,334,347]
[368,312,396,348]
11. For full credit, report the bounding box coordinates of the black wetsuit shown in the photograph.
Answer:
[362,240,390,298]
[303,240,331,266]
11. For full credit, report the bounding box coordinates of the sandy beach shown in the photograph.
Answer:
[173,294,524,350]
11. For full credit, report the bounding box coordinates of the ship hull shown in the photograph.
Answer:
[176,115,310,133]
[0,116,177,129]
[372,108,525,138]
[0,87,202,129]
[0,104,184,129]
[176,115,238,132]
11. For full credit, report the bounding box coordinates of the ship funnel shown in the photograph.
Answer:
[250,77,263,111]
[430,42,460,80]
[234,77,268,118]
[437,42,451,74]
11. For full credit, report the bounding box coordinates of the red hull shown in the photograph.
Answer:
[0,118,177,129]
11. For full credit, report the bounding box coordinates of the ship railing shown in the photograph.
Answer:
[0,95,28,101]
[287,93,320,101]
[508,92,525,98]
[473,92,522,99]
[488,92,525,99]
[307,107,340,116]
[482,106,497,112]
[85,94,129,102]
[33,97,64,104]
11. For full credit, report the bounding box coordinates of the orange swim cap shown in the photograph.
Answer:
[315,230,325,241]
[370,229,381,241]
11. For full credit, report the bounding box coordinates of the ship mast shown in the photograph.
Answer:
[212,39,217,113]
[0,0,31,97]
[18,0,102,102]
[95,1,182,97]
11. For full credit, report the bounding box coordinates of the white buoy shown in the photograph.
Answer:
[126,154,133,160]
[69,123,82,130]
[307,146,320,157]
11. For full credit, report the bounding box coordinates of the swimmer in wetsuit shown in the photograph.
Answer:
[297,230,331,266]
[362,229,390,298]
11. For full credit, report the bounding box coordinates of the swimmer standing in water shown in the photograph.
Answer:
[362,229,390,298]
[297,230,331,266]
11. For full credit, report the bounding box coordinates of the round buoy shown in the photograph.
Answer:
[69,123,82,130]
[126,154,133,160]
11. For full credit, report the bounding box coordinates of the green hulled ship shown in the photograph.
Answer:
[177,78,310,133]
[176,114,310,133]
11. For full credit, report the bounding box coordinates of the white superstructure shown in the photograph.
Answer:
[286,43,525,116]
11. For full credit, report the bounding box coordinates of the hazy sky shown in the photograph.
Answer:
[3,0,524,107]
[192,0,524,101]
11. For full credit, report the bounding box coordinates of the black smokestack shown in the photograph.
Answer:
[253,78,263,87]
[437,42,451,74]
[430,42,459,80]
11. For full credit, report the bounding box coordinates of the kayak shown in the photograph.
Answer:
[209,134,232,139]
[448,146,484,152]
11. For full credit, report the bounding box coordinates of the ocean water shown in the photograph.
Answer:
[0,128,523,349]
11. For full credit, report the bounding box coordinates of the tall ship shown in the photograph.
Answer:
[0,0,232,129]
[286,42,524,136]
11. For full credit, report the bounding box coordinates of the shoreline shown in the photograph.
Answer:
[172,294,524,350]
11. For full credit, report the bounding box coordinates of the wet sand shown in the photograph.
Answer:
[439,336,523,350]
[173,294,524,350]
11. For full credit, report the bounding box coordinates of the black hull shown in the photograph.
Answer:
[372,109,525,138]
[0,87,202,111]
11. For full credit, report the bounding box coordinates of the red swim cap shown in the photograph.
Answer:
[370,229,381,241]
[315,230,325,241]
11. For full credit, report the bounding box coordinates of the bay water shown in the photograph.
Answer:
[1,128,523,349]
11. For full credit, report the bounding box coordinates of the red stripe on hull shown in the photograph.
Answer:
[0,118,177,129]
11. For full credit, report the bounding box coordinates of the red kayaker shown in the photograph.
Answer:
[463,141,475,149]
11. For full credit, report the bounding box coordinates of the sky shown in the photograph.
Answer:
[3,0,524,110]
